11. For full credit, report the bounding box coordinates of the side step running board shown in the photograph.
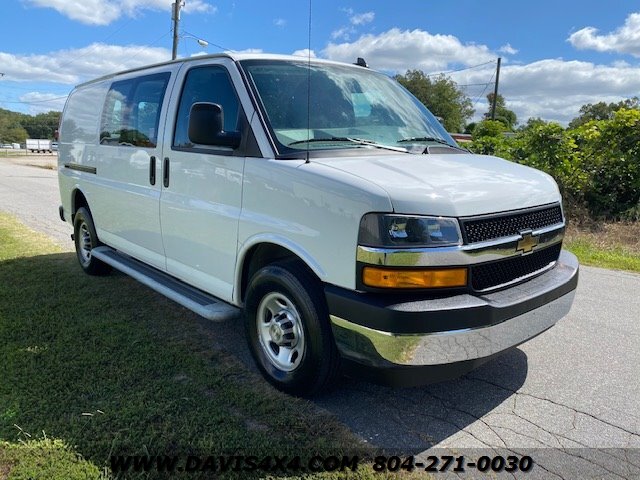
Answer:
[91,246,240,321]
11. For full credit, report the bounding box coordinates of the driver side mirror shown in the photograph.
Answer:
[188,102,241,149]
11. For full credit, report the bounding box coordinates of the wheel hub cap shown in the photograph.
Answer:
[79,223,92,263]
[256,292,305,372]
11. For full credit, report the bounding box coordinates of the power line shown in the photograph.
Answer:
[1,95,68,105]
[129,28,173,61]
[427,60,496,77]
[472,70,496,109]
[55,17,136,72]
[181,30,233,53]
[0,82,69,93]
[458,82,495,88]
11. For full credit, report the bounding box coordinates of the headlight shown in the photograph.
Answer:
[359,213,462,248]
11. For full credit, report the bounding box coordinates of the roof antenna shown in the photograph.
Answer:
[354,57,368,68]
[305,0,312,163]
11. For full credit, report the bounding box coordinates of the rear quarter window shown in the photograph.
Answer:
[61,83,109,144]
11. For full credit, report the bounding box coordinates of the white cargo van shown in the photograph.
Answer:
[58,53,578,395]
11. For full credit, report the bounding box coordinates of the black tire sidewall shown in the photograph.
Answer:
[244,264,334,395]
[73,207,105,274]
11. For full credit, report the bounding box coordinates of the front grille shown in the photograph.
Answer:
[470,243,562,291]
[461,205,563,244]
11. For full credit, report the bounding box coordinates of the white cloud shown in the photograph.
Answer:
[322,29,640,125]
[323,28,495,72]
[457,59,640,124]
[0,43,170,84]
[25,0,215,26]
[331,26,355,41]
[181,0,215,14]
[227,48,263,54]
[568,12,640,57]
[612,60,631,68]
[350,11,374,25]
[498,43,518,55]
[274,18,286,27]
[18,92,69,115]
[291,49,316,58]
[331,9,374,41]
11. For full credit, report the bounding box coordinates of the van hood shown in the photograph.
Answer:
[307,153,561,217]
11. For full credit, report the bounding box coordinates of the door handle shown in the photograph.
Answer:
[149,156,156,185]
[163,157,170,188]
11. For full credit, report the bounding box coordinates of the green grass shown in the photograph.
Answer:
[564,238,640,272]
[0,439,106,480]
[563,221,640,273]
[0,213,412,479]
[0,151,27,157]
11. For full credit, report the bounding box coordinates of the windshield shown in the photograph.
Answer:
[240,60,457,154]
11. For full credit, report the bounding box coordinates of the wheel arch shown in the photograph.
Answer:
[71,187,90,221]
[235,237,326,304]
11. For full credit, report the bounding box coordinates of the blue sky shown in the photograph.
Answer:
[1,0,639,125]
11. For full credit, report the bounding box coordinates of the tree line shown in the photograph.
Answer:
[394,70,515,132]
[0,109,61,144]
[395,70,639,220]
[469,111,640,220]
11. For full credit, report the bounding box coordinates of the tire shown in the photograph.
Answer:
[244,261,340,396]
[73,207,111,276]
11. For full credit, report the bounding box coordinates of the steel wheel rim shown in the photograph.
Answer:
[256,292,305,372]
[79,222,92,264]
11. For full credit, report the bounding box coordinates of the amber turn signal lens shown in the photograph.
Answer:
[362,266,468,289]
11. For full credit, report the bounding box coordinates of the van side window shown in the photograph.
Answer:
[173,66,240,149]
[100,72,170,148]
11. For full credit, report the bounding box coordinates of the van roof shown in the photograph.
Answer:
[75,53,367,88]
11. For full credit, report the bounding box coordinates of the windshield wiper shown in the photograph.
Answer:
[397,136,468,153]
[288,136,408,153]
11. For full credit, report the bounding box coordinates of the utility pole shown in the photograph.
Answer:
[171,1,184,60]
[490,57,501,120]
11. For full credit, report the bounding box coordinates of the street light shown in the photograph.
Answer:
[184,35,209,48]
[178,34,209,56]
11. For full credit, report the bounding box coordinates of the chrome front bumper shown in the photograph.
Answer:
[326,250,578,374]
[331,288,575,366]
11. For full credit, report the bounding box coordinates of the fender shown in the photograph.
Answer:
[234,233,327,305]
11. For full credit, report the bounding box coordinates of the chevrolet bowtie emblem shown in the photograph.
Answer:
[516,230,539,254]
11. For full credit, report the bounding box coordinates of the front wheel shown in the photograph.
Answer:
[244,262,340,396]
[73,207,111,276]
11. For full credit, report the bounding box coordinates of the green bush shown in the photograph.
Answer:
[469,120,514,158]
[571,109,640,219]
[469,135,514,158]
[511,123,587,208]
[472,120,506,139]
[468,109,640,219]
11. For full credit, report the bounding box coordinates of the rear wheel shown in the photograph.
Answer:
[244,261,340,396]
[73,207,111,275]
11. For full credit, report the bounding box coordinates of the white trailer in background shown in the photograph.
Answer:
[26,139,52,153]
